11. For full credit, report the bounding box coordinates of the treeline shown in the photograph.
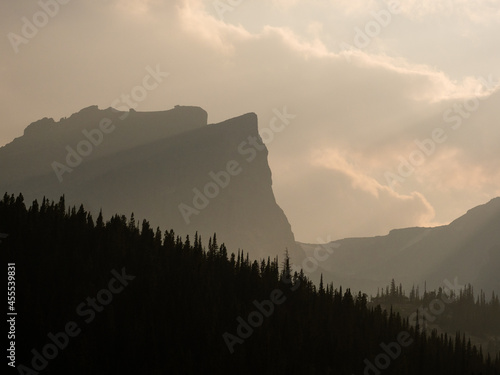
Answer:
[373,279,500,355]
[1,193,499,374]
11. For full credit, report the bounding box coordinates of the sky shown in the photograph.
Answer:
[1,0,500,243]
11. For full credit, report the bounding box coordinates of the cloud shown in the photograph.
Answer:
[311,148,383,197]
[177,0,254,53]
[1,0,499,243]
[394,0,500,23]
[274,155,437,241]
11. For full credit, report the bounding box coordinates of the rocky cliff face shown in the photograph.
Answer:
[0,105,299,260]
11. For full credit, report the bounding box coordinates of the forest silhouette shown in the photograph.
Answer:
[1,193,499,374]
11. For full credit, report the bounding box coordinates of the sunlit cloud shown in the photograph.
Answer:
[310,148,436,226]
[1,0,499,242]
[395,0,500,23]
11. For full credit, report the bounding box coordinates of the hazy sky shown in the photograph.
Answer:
[2,0,500,243]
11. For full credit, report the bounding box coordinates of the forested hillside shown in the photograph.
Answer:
[372,279,500,356]
[1,193,499,374]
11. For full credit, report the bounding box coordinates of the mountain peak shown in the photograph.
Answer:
[0,106,297,259]
[450,196,500,228]
[79,104,99,113]
[23,117,56,136]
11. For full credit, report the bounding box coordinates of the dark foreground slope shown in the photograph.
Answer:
[0,105,298,260]
[300,197,500,295]
[1,195,499,375]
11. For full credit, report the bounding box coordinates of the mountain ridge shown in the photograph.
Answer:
[0,105,299,260]
[299,197,500,294]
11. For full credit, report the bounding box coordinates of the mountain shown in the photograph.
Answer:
[299,197,500,294]
[0,105,299,260]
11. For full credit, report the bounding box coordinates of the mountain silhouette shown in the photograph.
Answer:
[299,197,500,294]
[0,105,299,260]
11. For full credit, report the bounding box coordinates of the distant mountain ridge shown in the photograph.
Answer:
[299,197,500,295]
[0,105,299,260]
[3,105,499,293]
